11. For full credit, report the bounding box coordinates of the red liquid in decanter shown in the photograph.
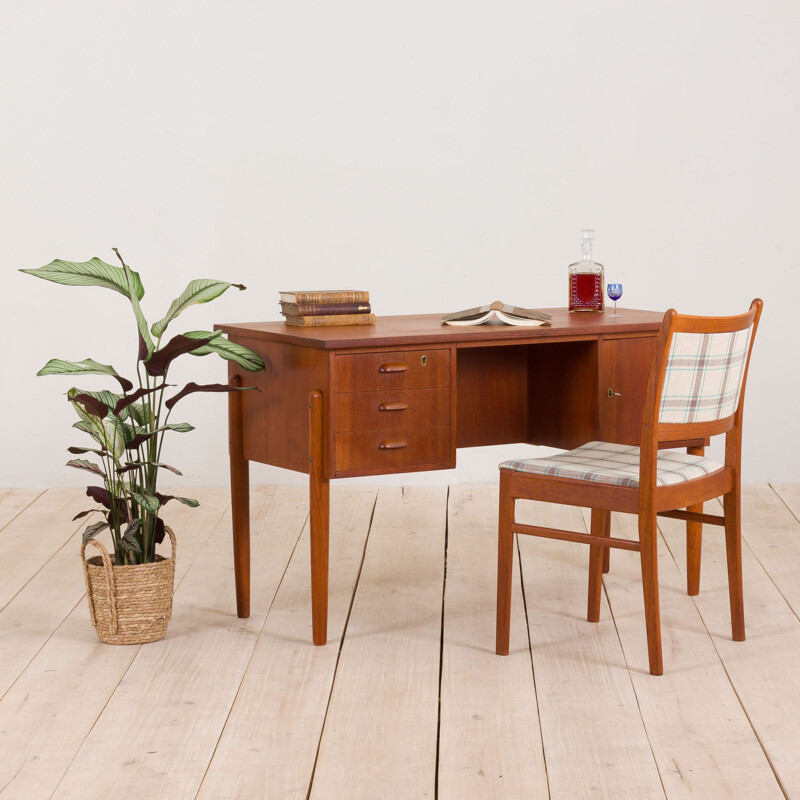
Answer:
[569,272,604,311]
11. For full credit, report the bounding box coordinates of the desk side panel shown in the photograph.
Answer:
[227,335,331,475]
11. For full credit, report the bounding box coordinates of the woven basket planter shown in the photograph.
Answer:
[81,526,177,645]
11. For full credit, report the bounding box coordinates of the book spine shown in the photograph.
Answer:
[284,313,376,327]
[289,290,370,304]
[281,301,372,316]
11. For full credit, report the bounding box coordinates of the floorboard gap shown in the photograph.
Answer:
[433,486,450,800]
[304,490,378,800]
[516,532,551,798]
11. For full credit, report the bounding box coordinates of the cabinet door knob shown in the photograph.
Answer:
[378,401,408,412]
[378,362,408,374]
[378,439,408,450]
[607,388,622,398]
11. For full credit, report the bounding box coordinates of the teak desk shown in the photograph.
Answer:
[216,309,697,645]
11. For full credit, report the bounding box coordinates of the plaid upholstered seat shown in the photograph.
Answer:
[500,441,724,488]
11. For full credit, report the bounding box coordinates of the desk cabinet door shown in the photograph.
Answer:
[600,336,657,445]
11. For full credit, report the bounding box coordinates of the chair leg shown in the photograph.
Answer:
[496,473,515,655]
[587,509,610,623]
[639,509,663,675]
[723,489,745,641]
[686,445,705,595]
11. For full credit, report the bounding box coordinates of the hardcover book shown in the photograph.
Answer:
[283,313,376,327]
[279,290,370,304]
[280,301,372,316]
[441,301,551,327]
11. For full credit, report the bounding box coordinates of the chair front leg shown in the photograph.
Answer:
[639,507,663,676]
[723,488,745,641]
[587,509,610,623]
[496,471,515,656]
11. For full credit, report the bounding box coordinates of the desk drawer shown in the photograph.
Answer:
[334,387,450,432]
[335,426,451,473]
[336,349,450,393]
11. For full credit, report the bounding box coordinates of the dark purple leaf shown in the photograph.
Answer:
[86,485,111,508]
[71,393,109,419]
[72,508,103,521]
[138,332,148,362]
[114,498,130,523]
[155,493,199,508]
[144,333,219,377]
[68,445,107,456]
[86,487,128,524]
[154,516,165,544]
[166,381,244,410]
[126,431,155,450]
[114,383,167,416]
[115,374,134,392]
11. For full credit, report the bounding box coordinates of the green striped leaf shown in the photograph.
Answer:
[66,458,106,477]
[103,417,127,460]
[37,359,133,392]
[151,280,246,338]
[126,422,195,450]
[73,420,105,446]
[174,496,199,507]
[82,520,109,543]
[114,250,154,359]
[20,257,144,300]
[184,331,265,372]
[132,492,160,513]
[156,493,199,508]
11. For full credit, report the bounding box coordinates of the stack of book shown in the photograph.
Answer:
[279,290,375,327]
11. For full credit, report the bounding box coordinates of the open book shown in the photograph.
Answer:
[442,300,551,327]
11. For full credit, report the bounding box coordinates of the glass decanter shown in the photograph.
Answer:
[568,229,604,312]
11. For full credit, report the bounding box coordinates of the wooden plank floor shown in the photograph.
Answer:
[0,483,798,799]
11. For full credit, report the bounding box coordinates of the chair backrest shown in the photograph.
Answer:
[641,299,763,458]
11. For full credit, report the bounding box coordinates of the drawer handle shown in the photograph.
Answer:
[378,439,408,451]
[378,401,408,412]
[378,362,408,374]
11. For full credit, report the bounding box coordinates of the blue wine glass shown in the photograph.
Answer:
[607,283,623,317]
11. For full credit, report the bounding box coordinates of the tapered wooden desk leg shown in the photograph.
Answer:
[229,374,250,618]
[496,471,514,656]
[309,390,329,646]
[686,445,705,596]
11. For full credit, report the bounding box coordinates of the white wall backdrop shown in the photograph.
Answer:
[2,0,797,488]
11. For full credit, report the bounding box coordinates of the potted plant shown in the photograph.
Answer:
[21,249,264,644]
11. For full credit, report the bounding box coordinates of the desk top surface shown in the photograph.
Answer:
[216,308,666,350]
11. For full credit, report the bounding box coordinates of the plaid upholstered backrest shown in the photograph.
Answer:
[658,325,754,424]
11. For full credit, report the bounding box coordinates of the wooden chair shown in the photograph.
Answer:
[496,299,763,675]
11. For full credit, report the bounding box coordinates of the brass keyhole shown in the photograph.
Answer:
[421,355,427,366]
